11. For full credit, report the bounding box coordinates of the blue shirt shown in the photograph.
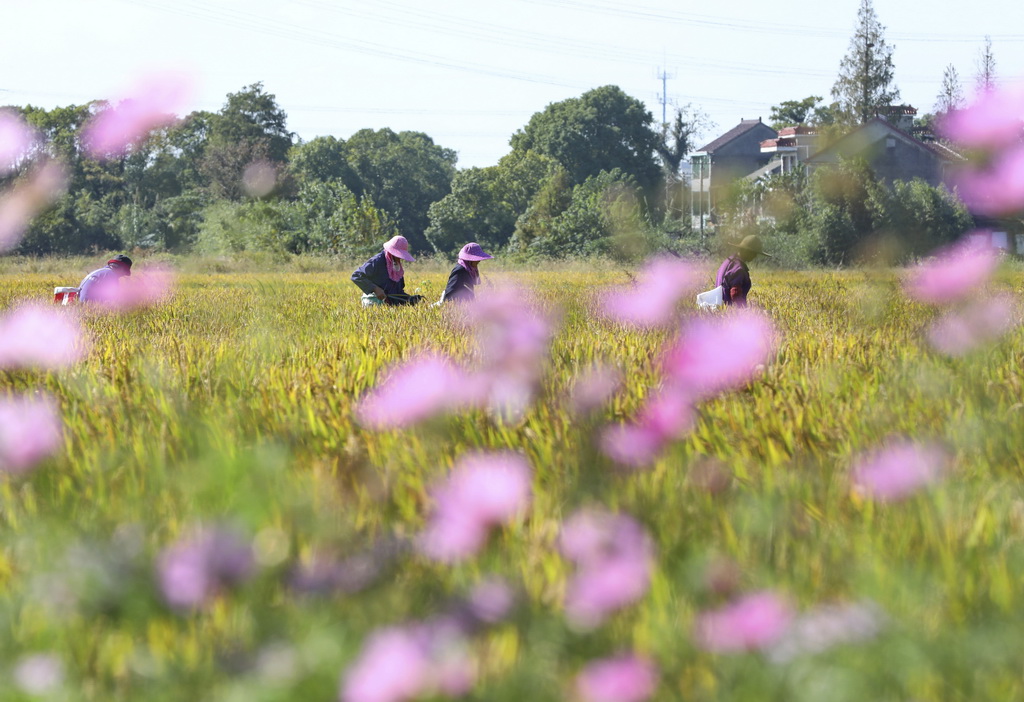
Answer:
[78,267,121,303]
[351,251,406,296]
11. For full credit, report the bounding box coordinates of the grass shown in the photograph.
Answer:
[1,263,1024,701]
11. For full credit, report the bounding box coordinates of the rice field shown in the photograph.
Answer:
[2,263,1024,702]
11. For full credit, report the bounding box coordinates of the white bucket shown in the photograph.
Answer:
[696,285,724,309]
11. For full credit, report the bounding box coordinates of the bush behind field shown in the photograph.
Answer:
[2,269,1024,701]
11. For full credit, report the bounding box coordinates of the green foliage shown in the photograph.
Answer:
[831,0,900,125]
[510,85,661,189]
[195,198,304,254]
[768,96,823,130]
[300,180,397,258]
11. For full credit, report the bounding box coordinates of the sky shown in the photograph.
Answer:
[3,0,1024,169]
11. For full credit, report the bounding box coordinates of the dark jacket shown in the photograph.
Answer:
[715,255,751,306]
[351,251,406,296]
[442,264,477,303]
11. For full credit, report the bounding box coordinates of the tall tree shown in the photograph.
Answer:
[655,104,709,176]
[831,0,900,125]
[934,64,964,117]
[975,35,996,94]
[768,96,823,130]
[510,85,661,189]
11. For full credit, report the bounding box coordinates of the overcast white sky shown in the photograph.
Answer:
[3,0,1023,168]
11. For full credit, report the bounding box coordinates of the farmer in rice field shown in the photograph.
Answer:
[440,242,493,304]
[351,235,423,306]
[78,254,132,303]
[716,235,770,307]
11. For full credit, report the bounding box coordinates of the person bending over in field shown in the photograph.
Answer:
[715,235,770,307]
[78,254,132,303]
[351,235,423,306]
[440,242,493,304]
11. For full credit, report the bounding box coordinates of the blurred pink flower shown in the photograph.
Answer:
[466,578,515,624]
[600,391,694,467]
[560,510,654,628]
[342,627,431,702]
[768,601,885,664]
[600,257,702,327]
[242,160,278,197]
[851,441,948,502]
[83,72,192,158]
[107,266,177,310]
[465,285,555,418]
[0,394,62,475]
[927,295,1016,355]
[419,452,532,562]
[953,146,1024,216]
[0,161,69,252]
[157,527,255,610]
[938,86,1024,149]
[13,653,64,695]
[694,591,793,653]
[661,309,776,399]
[576,655,658,702]
[904,235,999,304]
[0,303,86,370]
[0,109,36,175]
[571,364,622,414]
[357,354,476,429]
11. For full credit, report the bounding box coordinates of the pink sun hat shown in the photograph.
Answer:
[459,242,493,261]
[383,235,415,262]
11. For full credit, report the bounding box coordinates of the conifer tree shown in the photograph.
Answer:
[831,0,900,125]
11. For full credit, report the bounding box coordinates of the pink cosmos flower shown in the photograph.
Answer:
[0,161,69,252]
[0,109,36,175]
[851,441,948,502]
[952,146,1024,216]
[938,86,1024,149]
[576,655,658,702]
[13,654,64,695]
[560,510,655,629]
[465,285,555,418]
[571,364,622,414]
[661,309,776,399]
[694,591,793,653]
[599,390,694,467]
[157,527,255,610]
[106,266,177,310]
[927,295,1016,355]
[0,394,62,475]
[0,303,86,370]
[342,627,432,702]
[356,354,477,429]
[419,452,532,562]
[466,578,516,624]
[82,72,192,158]
[600,256,702,327]
[767,601,885,664]
[904,235,999,304]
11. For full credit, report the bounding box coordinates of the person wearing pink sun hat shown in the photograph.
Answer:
[440,242,493,304]
[351,235,423,306]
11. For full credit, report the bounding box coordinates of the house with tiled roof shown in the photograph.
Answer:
[690,118,777,232]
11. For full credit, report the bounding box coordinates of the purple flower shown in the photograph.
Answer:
[107,266,177,310]
[953,146,1024,216]
[851,441,949,502]
[0,161,68,252]
[82,72,192,158]
[356,354,477,429]
[0,303,87,370]
[466,578,515,624]
[0,394,62,475]
[927,295,1016,355]
[576,655,658,702]
[560,510,655,629]
[419,452,532,563]
[342,627,431,702]
[661,309,776,399]
[599,390,694,467]
[904,235,999,304]
[157,527,255,610]
[694,591,793,654]
[0,109,36,175]
[938,86,1024,149]
[599,256,702,327]
[571,364,622,414]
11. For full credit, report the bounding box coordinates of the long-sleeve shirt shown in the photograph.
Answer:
[715,255,751,306]
[78,267,120,303]
[351,251,406,297]
[441,264,477,303]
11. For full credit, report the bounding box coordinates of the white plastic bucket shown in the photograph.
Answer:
[696,285,724,309]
